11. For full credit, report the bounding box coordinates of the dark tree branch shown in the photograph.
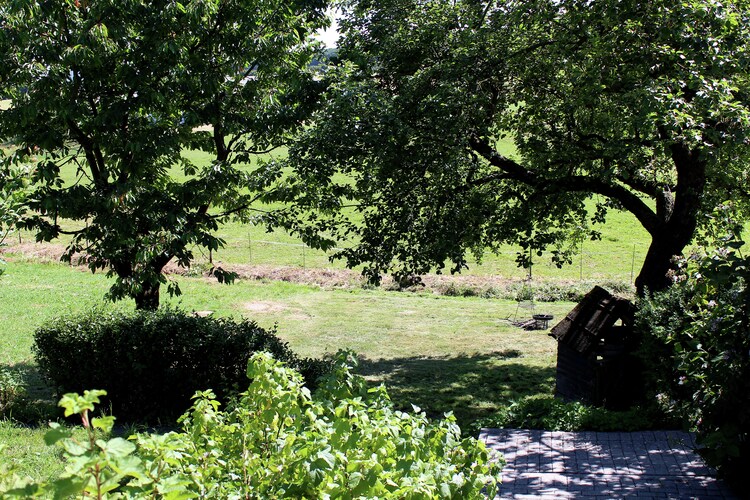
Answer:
[614,173,662,198]
[232,145,287,156]
[469,136,661,235]
[58,227,86,236]
[66,119,107,189]
[476,0,496,28]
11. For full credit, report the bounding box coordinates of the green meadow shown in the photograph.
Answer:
[0,124,656,481]
[0,257,575,480]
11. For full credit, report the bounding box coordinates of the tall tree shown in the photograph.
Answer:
[275,0,750,294]
[0,0,327,309]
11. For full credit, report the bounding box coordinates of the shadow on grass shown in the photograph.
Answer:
[3,353,555,432]
[0,362,57,424]
[357,350,555,432]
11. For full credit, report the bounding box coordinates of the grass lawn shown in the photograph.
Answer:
[0,120,652,482]
[0,258,574,480]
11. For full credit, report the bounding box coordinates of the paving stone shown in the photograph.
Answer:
[480,428,739,499]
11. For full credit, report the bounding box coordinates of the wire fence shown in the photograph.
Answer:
[212,235,649,285]
[9,227,649,285]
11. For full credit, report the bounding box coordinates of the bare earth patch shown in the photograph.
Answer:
[225,263,365,289]
[3,241,601,299]
[243,301,289,313]
[1,242,68,263]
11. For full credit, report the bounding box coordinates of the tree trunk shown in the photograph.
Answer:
[113,255,171,310]
[634,144,706,296]
[634,233,684,295]
[134,282,161,310]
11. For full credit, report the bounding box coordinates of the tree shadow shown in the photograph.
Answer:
[3,353,557,432]
[357,350,555,432]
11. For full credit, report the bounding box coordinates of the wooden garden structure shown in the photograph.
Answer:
[549,286,643,409]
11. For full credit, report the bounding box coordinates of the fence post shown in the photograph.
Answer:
[579,236,584,281]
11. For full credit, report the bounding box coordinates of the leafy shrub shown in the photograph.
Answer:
[474,395,669,434]
[0,353,502,498]
[34,307,331,423]
[441,282,480,298]
[0,368,26,418]
[635,242,750,487]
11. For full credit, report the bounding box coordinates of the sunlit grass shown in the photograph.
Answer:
[0,421,88,482]
[0,108,664,484]
[0,259,571,481]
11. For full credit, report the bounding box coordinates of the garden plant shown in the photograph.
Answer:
[637,235,750,487]
[0,353,502,499]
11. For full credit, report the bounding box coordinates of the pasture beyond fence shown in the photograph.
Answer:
[211,234,649,285]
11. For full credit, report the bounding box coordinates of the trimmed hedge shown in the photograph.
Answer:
[34,307,330,423]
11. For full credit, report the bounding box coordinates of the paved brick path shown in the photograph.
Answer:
[480,429,738,499]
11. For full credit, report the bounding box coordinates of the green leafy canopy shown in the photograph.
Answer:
[0,0,328,308]
[277,0,750,294]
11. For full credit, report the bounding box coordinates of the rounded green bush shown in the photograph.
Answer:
[33,306,330,423]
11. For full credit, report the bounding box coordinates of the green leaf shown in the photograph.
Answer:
[102,437,137,457]
[61,439,89,457]
[51,477,86,500]
[110,454,144,478]
[44,423,72,446]
[92,415,116,433]
[58,390,107,417]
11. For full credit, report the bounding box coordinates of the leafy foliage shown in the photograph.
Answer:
[34,307,331,423]
[0,0,327,308]
[276,0,750,294]
[0,368,26,419]
[636,239,750,485]
[0,164,28,270]
[0,353,502,498]
[474,395,672,435]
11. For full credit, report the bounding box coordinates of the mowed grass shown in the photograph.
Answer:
[200,201,651,283]
[0,258,572,480]
[0,421,88,482]
[0,260,568,395]
[1,113,650,481]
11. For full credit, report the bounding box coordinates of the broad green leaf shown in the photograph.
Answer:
[103,437,137,457]
[44,423,72,446]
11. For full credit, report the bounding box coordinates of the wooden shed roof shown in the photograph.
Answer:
[549,286,633,354]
